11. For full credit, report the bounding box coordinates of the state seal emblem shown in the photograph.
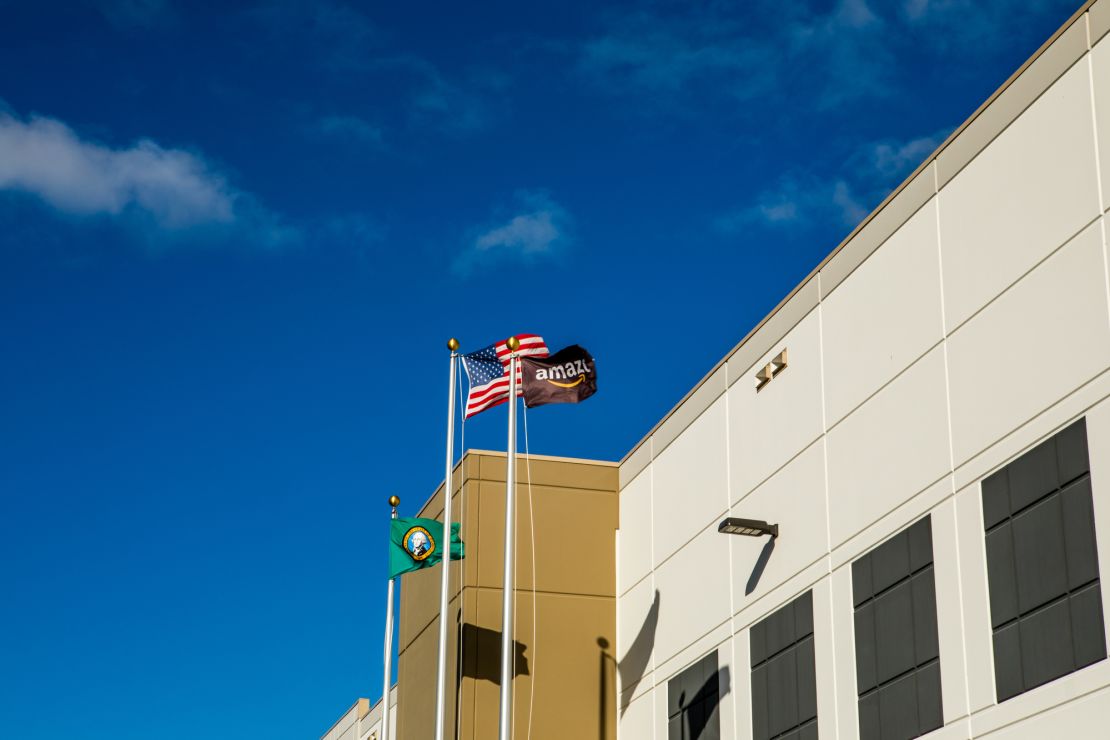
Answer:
[403,526,435,561]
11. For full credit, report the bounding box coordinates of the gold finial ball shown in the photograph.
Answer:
[447,338,460,352]
[506,336,521,351]
[388,495,400,507]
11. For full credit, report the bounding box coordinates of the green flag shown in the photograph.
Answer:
[388,516,465,579]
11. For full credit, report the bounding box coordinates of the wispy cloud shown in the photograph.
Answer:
[317,115,384,146]
[716,174,868,233]
[863,129,950,179]
[0,110,294,247]
[381,55,502,136]
[575,0,1075,113]
[455,191,571,276]
[577,0,891,108]
[88,0,175,29]
[247,3,501,136]
[248,0,379,70]
[901,0,1076,51]
[717,126,951,234]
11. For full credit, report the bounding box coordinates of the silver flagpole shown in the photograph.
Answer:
[434,338,460,740]
[380,495,400,740]
[498,336,521,740]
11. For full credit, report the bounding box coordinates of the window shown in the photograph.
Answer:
[852,516,943,739]
[750,591,817,740]
[667,650,721,740]
[982,417,1106,701]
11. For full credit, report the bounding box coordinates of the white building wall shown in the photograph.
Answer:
[617,3,1110,737]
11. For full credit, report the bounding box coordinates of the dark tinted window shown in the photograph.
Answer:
[667,651,721,740]
[750,591,817,740]
[982,418,1105,701]
[852,516,943,739]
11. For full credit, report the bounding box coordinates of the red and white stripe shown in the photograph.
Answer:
[465,334,549,418]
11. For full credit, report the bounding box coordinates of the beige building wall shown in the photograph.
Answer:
[396,450,619,740]
[320,687,397,740]
[617,1,1110,737]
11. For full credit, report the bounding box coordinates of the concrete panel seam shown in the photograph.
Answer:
[461,584,617,600]
[723,351,739,658]
[725,286,820,389]
[649,386,727,461]
[730,558,833,632]
[968,676,1110,736]
[1089,51,1110,335]
[731,553,828,623]
[649,617,732,683]
[730,435,825,510]
[952,370,1110,485]
[619,571,652,599]
[650,508,730,573]
[934,191,959,474]
[1094,0,1110,44]
[615,4,1096,472]
[945,501,974,722]
[831,473,954,555]
[937,18,1091,188]
[819,181,938,302]
[824,337,946,436]
[815,285,835,560]
[945,214,1103,338]
[619,443,652,491]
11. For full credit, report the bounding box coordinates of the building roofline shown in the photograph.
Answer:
[413,447,619,516]
[618,0,1100,468]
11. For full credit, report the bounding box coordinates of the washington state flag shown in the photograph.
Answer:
[388,516,465,579]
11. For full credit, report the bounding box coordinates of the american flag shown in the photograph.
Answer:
[461,334,549,418]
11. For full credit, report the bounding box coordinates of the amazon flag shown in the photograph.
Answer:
[520,344,597,408]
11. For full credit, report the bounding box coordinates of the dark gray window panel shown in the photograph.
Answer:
[985,525,1019,628]
[992,622,1023,702]
[1063,479,1100,588]
[852,516,943,740]
[1071,583,1108,668]
[1018,598,1075,691]
[667,651,721,740]
[982,417,1106,703]
[1011,496,1068,613]
[751,591,817,740]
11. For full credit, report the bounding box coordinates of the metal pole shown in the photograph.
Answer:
[381,496,400,740]
[498,339,520,740]
[434,340,459,740]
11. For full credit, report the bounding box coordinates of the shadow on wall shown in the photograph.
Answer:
[598,637,616,740]
[745,536,776,595]
[676,665,732,740]
[618,590,660,716]
[458,623,529,685]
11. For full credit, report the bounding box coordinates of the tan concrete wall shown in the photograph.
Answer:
[396,450,618,739]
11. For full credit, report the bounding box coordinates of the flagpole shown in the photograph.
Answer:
[434,338,459,740]
[381,495,400,740]
[498,336,521,740]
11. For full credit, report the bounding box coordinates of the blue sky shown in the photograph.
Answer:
[0,0,1081,737]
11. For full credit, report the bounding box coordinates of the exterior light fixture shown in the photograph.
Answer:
[718,517,779,538]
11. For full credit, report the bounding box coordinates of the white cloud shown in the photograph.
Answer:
[717,126,953,235]
[716,174,866,233]
[455,192,571,275]
[0,110,297,248]
[0,112,234,228]
[866,129,950,179]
